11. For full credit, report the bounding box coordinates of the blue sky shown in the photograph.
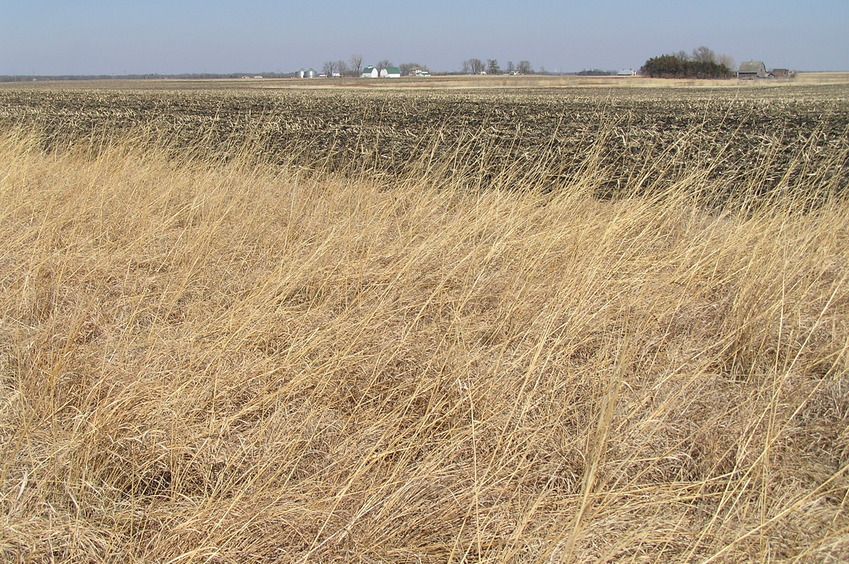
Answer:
[2,0,847,75]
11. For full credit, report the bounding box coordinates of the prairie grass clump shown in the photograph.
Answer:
[0,124,848,562]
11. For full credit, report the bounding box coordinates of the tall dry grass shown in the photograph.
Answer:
[1,125,848,562]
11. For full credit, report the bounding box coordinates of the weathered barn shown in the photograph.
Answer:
[770,68,791,78]
[737,61,768,79]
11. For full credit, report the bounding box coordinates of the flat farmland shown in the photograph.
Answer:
[1,77,847,199]
[1,78,848,562]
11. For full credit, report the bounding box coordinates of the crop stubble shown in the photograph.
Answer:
[1,83,847,201]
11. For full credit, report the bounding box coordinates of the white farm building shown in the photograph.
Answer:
[362,65,401,78]
[380,66,401,78]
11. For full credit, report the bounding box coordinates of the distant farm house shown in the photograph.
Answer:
[737,61,769,79]
[361,66,379,78]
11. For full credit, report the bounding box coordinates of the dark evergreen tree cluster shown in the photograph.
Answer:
[576,69,615,76]
[640,53,733,79]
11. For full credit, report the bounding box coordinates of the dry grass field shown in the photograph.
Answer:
[1,79,848,562]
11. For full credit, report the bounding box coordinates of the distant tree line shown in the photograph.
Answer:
[576,69,616,76]
[461,59,532,75]
[641,46,734,79]
[2,53,434,83]
[0,73,295,82]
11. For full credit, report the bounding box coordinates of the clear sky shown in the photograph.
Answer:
[2,0,847,75]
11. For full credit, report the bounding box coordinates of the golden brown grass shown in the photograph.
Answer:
[1,125,847,562]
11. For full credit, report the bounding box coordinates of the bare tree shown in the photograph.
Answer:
[350,54,363,77]
[691,45,717,63]
[322,61,336,77]
[376,59,392,75]
[718,53,735,70]
[464,58,484,74]
[336,60,349,77]
[506,61,515,74]
[516,60,533,74]
[487,59,500,75]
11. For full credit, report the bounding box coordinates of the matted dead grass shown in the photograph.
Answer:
[0,127,847,561]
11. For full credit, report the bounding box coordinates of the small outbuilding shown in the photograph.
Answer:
[380,66,401,78]
[361,66,379,78]
[737,61,768,79]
